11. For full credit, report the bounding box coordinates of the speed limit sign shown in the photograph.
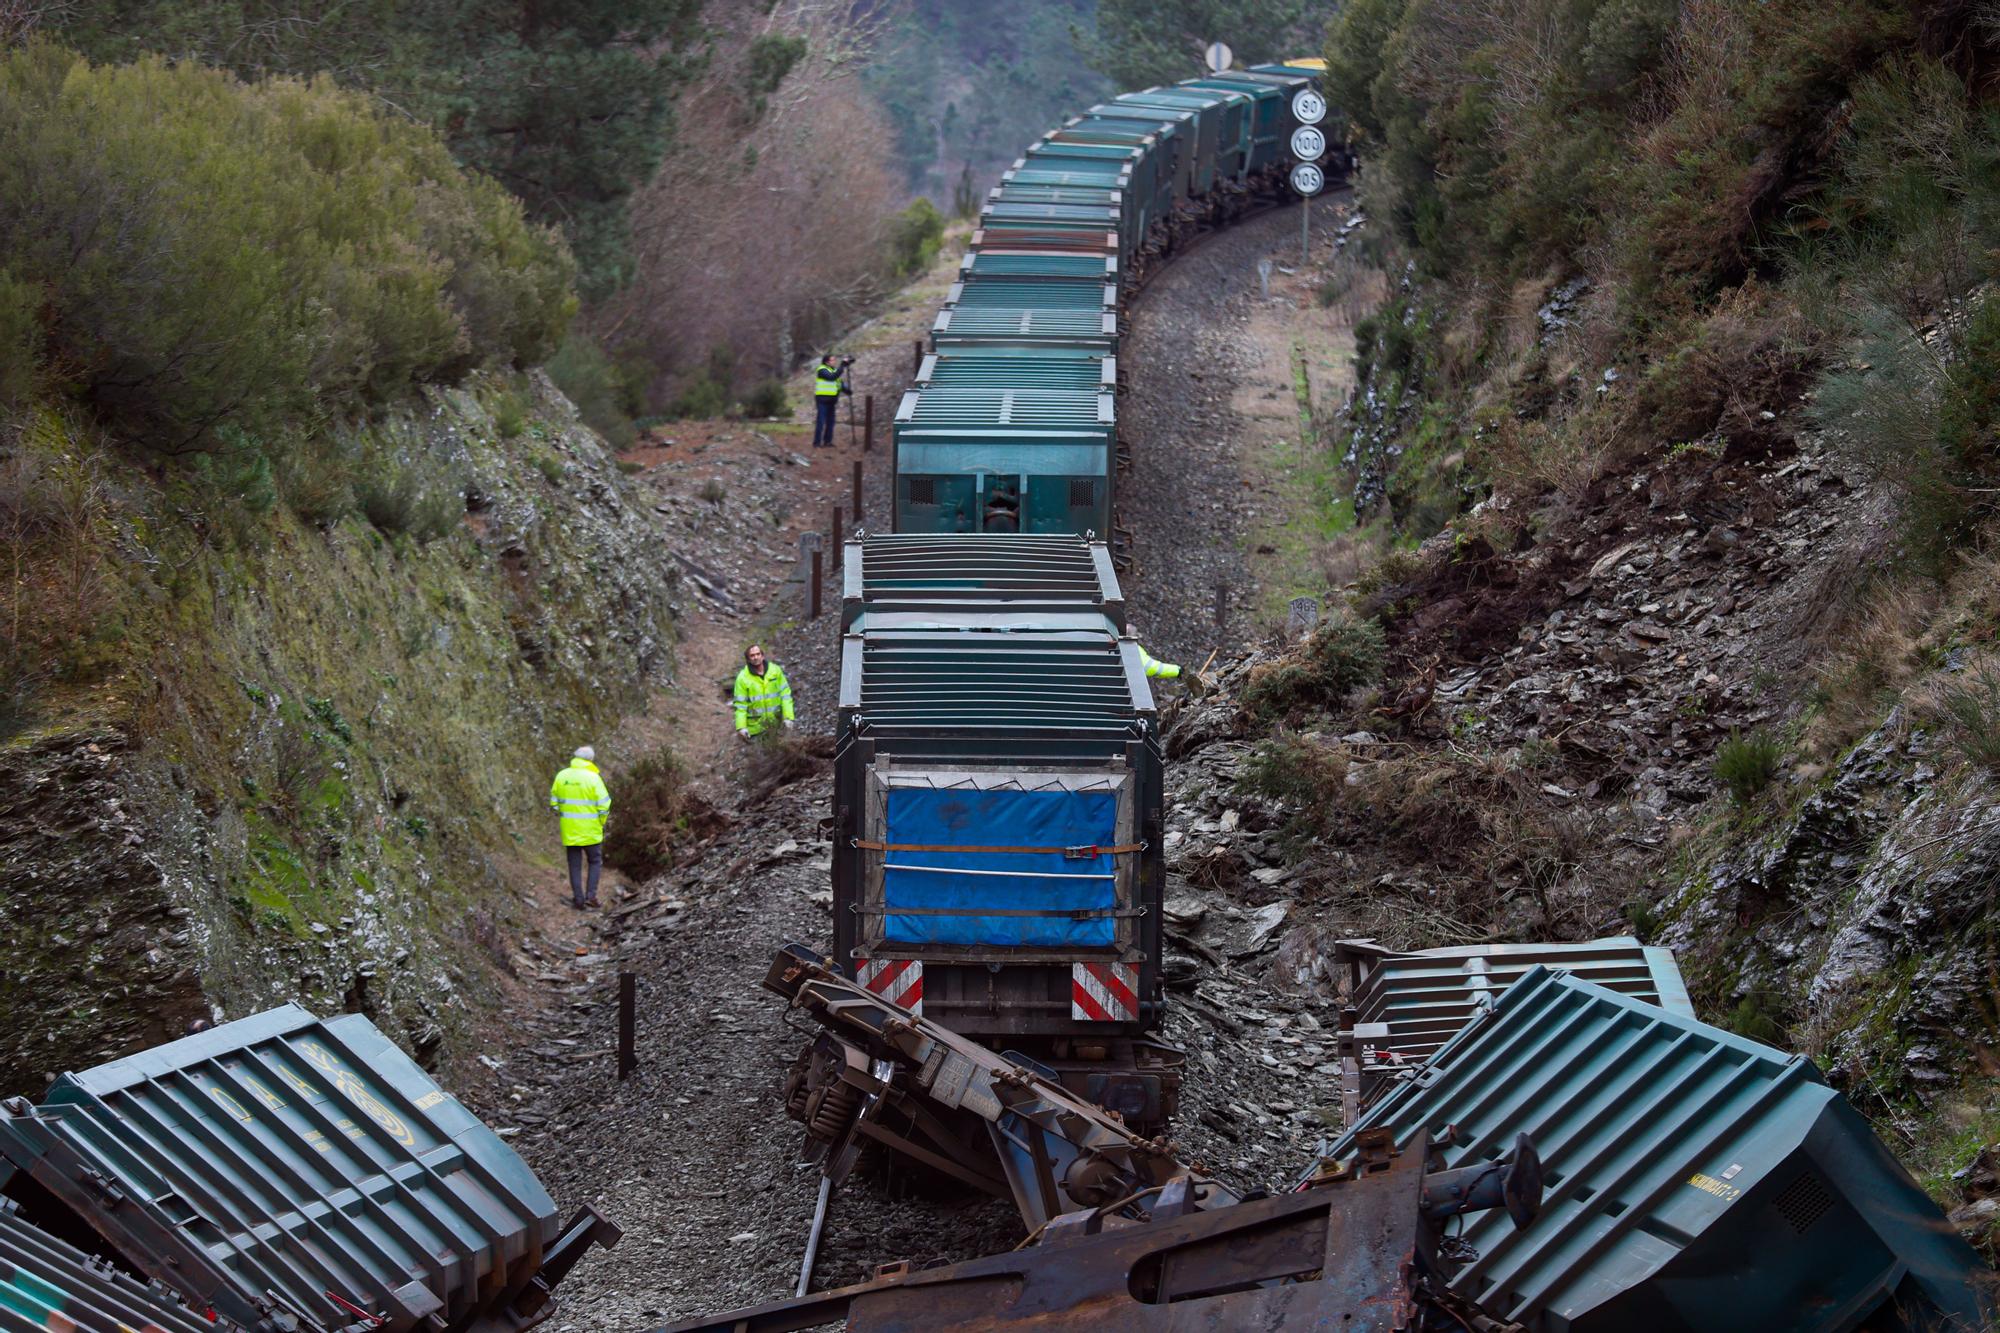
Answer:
[1290,125,1327,161]
[1291,88,1327,125]
[1290,162,1325,196]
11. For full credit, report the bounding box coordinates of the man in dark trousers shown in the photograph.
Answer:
[812,352,851,449]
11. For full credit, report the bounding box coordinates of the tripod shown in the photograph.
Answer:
[843,361,858,449]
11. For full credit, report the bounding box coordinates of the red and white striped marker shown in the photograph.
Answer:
[858,959,923,1015]
[1071,961,1137,1022]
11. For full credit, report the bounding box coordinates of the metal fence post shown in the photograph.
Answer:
[811,550,823,619]
[832,507,843,568]
[852,459,863,522]
[618,972,636,1080]
[864,394,874,453]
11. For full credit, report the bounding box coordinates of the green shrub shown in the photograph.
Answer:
[741,378,789,419]
[746,34,807,98]
[0,270,41,411]
[697,478,726,504]
[884,197,945,279]
[1937,663,2000,776]
[492,392,528,440]
[667,374,727,421]
[1715,729,1783,805]
[534,455,565,484]
[356,463,458,543]
[1241,613,1387,722]
[601,748,724,881]
[546,332,641,446]
[0,44,574,449]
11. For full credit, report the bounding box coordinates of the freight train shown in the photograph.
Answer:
[892,63,1342,544]
[824,62,1340,1137]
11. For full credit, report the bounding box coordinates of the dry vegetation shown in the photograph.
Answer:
[594,0,913,405]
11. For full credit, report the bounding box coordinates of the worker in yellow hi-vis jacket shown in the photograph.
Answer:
[733,643,795,740]
[549,746,611,909]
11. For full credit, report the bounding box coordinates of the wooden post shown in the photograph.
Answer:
[832,507,843,568]
[912,340,922,378]
[864,394,874,453]
[811,550,823,619]
[852,459,863,522]
[617,972,636,1080]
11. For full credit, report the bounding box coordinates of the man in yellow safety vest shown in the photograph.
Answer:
[812,352,851,449]
[548,746,611,909]
[734,644,795,740]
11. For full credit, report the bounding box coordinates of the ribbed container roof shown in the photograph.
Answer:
[1008,168,1129,188]
[934,307,1113,342]
[1327,967,1986,1331]
[950,277,1109,310]
[900,386,1110,432]
[924,349,1109,390]
[990,185,1123,207]
[1341,937,1691,1081]
[0,1005,561,1333]
[850,633,1141,742]
[982,201,1118,224]
[964,253,1113,281]
[970,225,1118,255]
[852,534,1112,599]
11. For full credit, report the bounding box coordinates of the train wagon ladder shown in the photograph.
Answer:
[858,958,923,1015]
[1071,961,1137,1021]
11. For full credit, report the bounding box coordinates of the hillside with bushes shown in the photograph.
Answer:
[1215,0,2000,1242]
[0,42,683,1089]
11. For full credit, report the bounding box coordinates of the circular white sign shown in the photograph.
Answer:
[1205,41,1233,73]
[1290,162,1325,196]
[1290,125,1327,161]
[1291,88,1328,125]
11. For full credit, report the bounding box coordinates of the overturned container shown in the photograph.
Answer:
[1332,936,1692,1117]
[0,1005,617,1333]
[1322,966,1993,1332]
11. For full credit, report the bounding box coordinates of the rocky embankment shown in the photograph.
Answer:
[0,373,683,1093]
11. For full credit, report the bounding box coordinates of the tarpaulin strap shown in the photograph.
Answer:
[882,863,1113,881]
[854,839,1144,858]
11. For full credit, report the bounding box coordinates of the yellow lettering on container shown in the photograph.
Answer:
[1687,1173,1743,1203]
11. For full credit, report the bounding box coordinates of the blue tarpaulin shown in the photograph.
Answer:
[882,787,1118,947]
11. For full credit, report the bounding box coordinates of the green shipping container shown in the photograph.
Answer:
[892,379,1114,536]
[1325,966,1993,1332]
[0,1005,616,1333]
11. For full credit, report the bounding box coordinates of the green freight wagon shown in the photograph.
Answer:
[892,365,1115,533]
[1324,966,1993,1332]
[1184,69,1315,174]
[1112,84,1248,195]
[832,535,1176,1127]
[0,1005,617,1333]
